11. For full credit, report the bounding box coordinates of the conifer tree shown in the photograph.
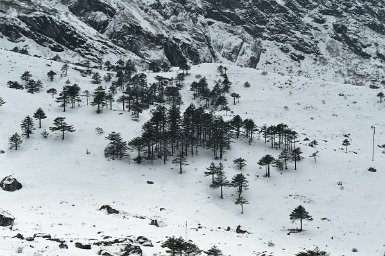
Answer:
[342,139,350,153]
[9,133,22,150]
[91,72,102,84]
[105,132,128,159]
[33,108,47,128]
[290,205,313,231]
[258,154,275,177]
[231,173,248,199]
[129,137,144,163]
[295,247,329,256]
[278,149,292,170]
[47,88,57,98]
[233,157,247,170]
[230,115,243,138]
[291,147,303,170]
[377,92,384,103]
[66,84,81,108]
[47,70,57,81]
[0,97,5,107]
[49,117,75,140]
[230,93,240,105]
[83,90,90,105]
[205,246,223,256]
[91,86,107,113]
[172,152,188,174]
[205,162,220,182]
[210,170,230,199]
[8,81,23,89]
[26,79,43,94]
[235,196,249,214]
[310,151,319,163]
[56,89,70,112]
[21,116,35,138]
[161,237,185,256]
[21,71,32,85]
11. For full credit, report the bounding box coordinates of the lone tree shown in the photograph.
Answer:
[233,157,247,170]
[258,154,275,177]
[21,116,35,138]
[47,70,57,81]
[9,133,22,150]
[33,108,47,128]
[210,170,230,199]
[91,86,107,113]
[295,247,329,256]
[342,139,350,153]
[205,246,223,256]
[172,152,188,174]
[377,92,384,103]
[290,205,313,231]
[231,173,248,199]
[104,132,128,159]
[291,147,303,170]
[49,117,75,140]
[47,88,57,98]
[235,196,249,214]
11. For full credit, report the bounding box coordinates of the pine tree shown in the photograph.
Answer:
[235,196,249,214]
[243,118,256,144]
[21,116,35,138]
[9,133,22,150]
[105,132,128,159]
[377,92,384,103]
[210,170,230,199]
[21,71,32,85]
[0,97,5,106]
[291,147,303,170]
[205,162,220,182]
[309,140,318,148]
[47,70,57,81]
[258,154,275,177]
[172,152,188,174]
[231,173,248,199]
[278,149,292,170]
[230,93,240,105]
[295,247,329,256]
[83,90,90,105]
[310,151,319,162]
[26,79,42,94]
[91,86,107,113]
[47,88,57,98]
[161,237,185,256]
[129,137,144,163]
[290,205,313,231]
[33,108,47,128]
[233,157,247,170]
[91,72,102,84]
[56,89,70,112]
[183,241,201,256]
[342,138,350,153]
[230,115,243,138]
[8,81,23,89]
[49,117,75,140]
[205,246,223,256]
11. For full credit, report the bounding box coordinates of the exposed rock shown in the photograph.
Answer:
[236,225,248,234]
[146,180,154,184]
[136,236,153,247]
[99,205,119,214]
[0,176,22,192]
[13,233,24,239]
[0,209,14,227]
[59,243,68,249]
[150,219,159,227]
[33,233,51,239]
[75,242,91,250]
[121,244,142,256]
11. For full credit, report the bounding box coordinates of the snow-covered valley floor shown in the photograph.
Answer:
[0,49,384,256]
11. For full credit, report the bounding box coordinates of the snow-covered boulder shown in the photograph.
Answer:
[0,209,15,227]
[121,244,142,256]
[0,176,22,192]
[136,236,153,247]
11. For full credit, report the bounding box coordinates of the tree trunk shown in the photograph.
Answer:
[300,218,303,231]
[220,185,223,199]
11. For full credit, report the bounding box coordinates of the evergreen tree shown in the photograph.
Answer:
[183,241,201,256]
[233,157,247,170]
[310,151,319,163]
[26,79,42,94]
[278,149,292,170]
[47,88,57,98]
[129,137,144,163]
[83,90,90,105]
[47,70,57,81]
[291,147,303,170]
[172,152,188,174]
[9,133,22,150]
[8,81,23,89]
[0,97,5,106]
[149,61,161,72]
[56,89,70,112]
[20,71,32,84]
[244,81,250,88]
[104,61,112,71]
[205,162,220,182]
[91,86,107,113]
[205,246,223,256]
[377,92,384,103]
[309,140,318,148]
[290,205,313,231]
[295,247,329,256]
[342,138,350,153]
[105,132,128,159]
[258,154,275,177]
[230,115,243,138]
[230,93,240,105]
[161,237,185,256]
[105,93,114,110]
[33,108,47,128]
[235,196,249,214]
[21,116,35,138]
[49,117,75,140]
[231,173,248,199]
[91,72,102,84]
[215,95,228,110]
[210,170,230,199]
[243,119,255,144]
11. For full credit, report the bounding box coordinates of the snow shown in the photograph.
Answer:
[0,48,384,256]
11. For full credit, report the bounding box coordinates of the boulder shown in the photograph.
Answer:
[136,236,153,247]
[121,244,142,256]
[99,205,119,214]
[0,176,22,192]
[0,209,15,227]
[75,242,91,249]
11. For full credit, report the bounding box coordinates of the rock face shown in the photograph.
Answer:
[0,176,22,192]
[99,205,119,214]
[0,209,15,227]
[121,244,142,256]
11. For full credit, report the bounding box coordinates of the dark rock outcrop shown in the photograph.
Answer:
[99,205,119,214]
[0,210,14,227]
[0,176,22,192]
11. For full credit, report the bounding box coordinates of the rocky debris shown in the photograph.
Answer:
[94,237,132,246]
[0,209,14,227]
[136,236,153,247]
[33,233,51,239]
[121,244,142,256]
[146,180,154,184]
[99,205,119,214]
[150,219,159,227]
[368,167,377,172]
[59,243,68,249]
[13,233,24,239]
[236,225,249,234]
[75,242,92,250]
[0,176,22,192]
[98,250,113,256]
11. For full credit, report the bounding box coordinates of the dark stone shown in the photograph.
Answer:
[368,167,377,172]
[136,236,153,247]
[75,242,91,250]
[0,176,22,192]
[99,205,119,214]
[236,225,248,234]
[59,243,68,249]
[121,244,142,256]
[33,233,51,239]
[0,210,14,227]
[146,180,154,184]
[150,219,159,227]
[14,233,24,239]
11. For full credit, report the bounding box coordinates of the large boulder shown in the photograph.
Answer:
[121,244,142,256]
[0,176,22,192]
[0,209,15,227]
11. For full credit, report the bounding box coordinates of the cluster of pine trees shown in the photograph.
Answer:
[161,237,223,256]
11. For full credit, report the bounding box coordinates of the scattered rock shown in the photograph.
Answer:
[25,237,34,241]
[150,219,159,227]
[99,205,119,214]
[146,180,154,184]
[33,233,51,239]
[0,150,5,154]
[0,176,22,192]
[236,225,248,234]
[59,243,68,249]
[75,242,91,250]
[136,236,153,247]
[121,244,142,256]
[0,209,15,227]
[368,167,377,172]
[98,250,113,256]
[13,233,24,239]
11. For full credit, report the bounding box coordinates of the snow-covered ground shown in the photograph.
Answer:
[0,49,384,256]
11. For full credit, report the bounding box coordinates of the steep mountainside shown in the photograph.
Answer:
[1,0,384,84]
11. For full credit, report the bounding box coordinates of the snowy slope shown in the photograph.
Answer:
[0,48,384,255]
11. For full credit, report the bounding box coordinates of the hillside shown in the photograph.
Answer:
[0,48,384,256]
